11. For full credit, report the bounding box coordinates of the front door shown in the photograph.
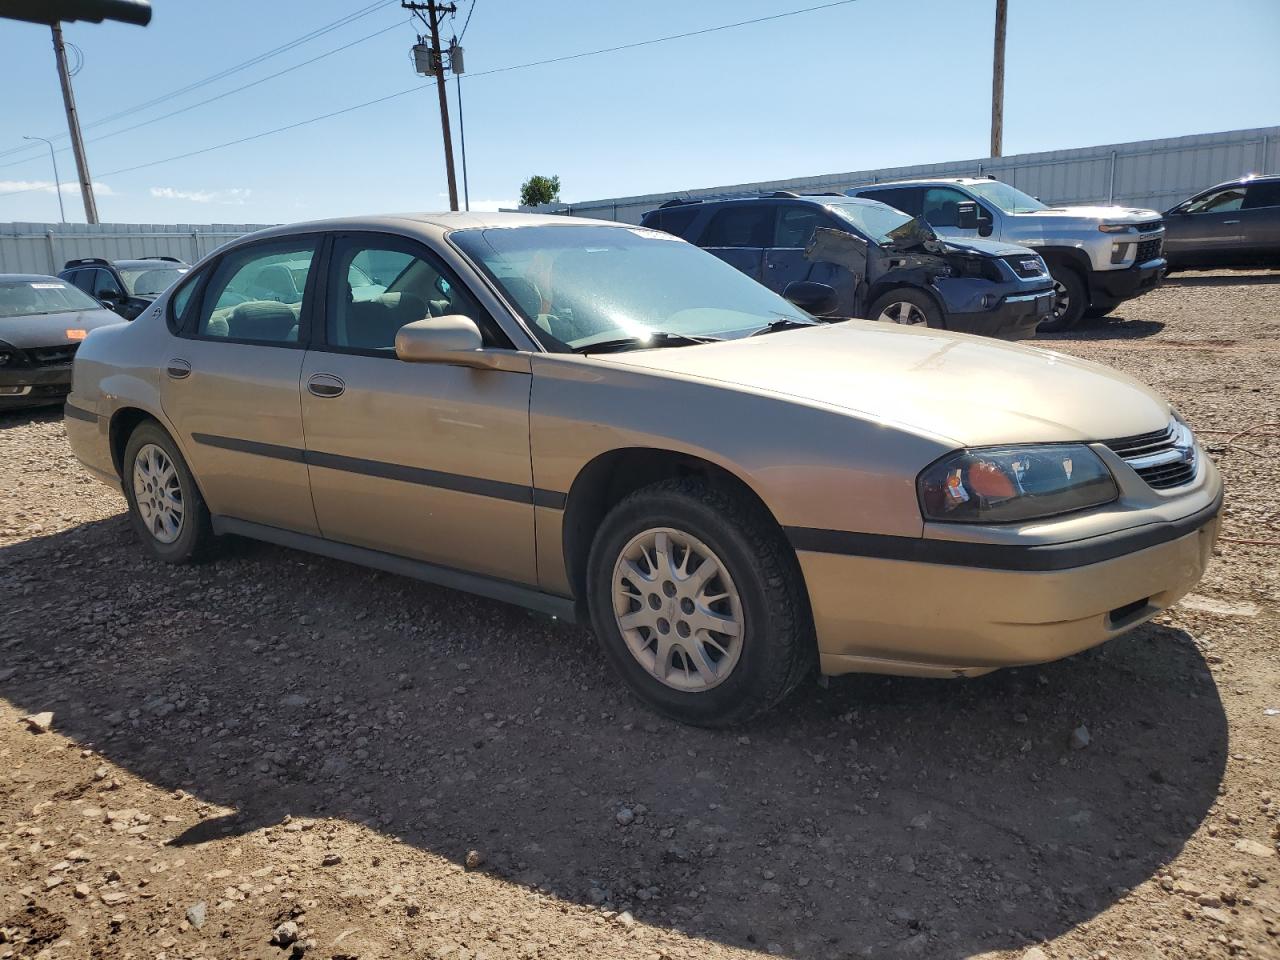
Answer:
[764,204,864,317]
[1165,185,1247,264]
[159,236,320,534]
[299,232,537,585]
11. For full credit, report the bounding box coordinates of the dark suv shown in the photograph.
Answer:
[1162,175,1280,270]
[58,256,190,320]
[640,193,1055,339]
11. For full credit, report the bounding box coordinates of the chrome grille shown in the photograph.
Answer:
[1104,421,1196,490]
[1135,237,1163,263]
[1136,220,1163,233]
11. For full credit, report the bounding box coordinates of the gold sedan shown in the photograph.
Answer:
[64,213,1221,726]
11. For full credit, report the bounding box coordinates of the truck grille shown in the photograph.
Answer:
[1103,422,1196,490]
[1136,220,1163,233]
[1135,237,1163,264]
[1002,254,1046,278]
[30,344,79,367]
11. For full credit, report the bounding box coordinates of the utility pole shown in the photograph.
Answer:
[23,135,66,223]
[990,0,1006,158]
[51,22,98,223]
[404,0,459,211]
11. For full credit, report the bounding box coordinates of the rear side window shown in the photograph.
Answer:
[644,205,701,237]
[1243,181,1280,209]
[700,205,772,248]
[774,205,824,247]
[858,187,921,217]
[194,240,317,344]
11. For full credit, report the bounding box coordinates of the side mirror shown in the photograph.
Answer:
[97,288,123,303]
[395,315,494,368]
[956,201,980,230]
[782,280,840,317]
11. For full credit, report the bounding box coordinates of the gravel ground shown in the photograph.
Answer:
[1,269,1278,960]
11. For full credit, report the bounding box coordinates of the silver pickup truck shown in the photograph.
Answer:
[850,178,1166,331]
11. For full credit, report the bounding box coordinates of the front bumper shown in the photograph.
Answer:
[0,364,72,409]
[1092,257,1166,302]
[795,490,1222,678]
[947,287,1055,340]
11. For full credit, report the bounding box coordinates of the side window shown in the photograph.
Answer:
[326,236,492,353]
[91,269,124,298]
[649,205,701,237]
[774,205,823,247]
[66,270,91,293]
[168,270,204,332]
[1187,187,1246,214]
[1243,181,1280,209]
[700,205,772,248]
[195,241,317,344]
[921,187,971,227]
[860,188,921,217]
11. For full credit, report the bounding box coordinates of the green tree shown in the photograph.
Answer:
[519,174,561,208]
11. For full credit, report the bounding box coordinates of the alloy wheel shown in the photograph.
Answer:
[1050,278,1070,323]
[875,301,928,325]
[611,527,744,692]
[132,443,184,544]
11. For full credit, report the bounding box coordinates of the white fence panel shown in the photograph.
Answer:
[0,222,272,276]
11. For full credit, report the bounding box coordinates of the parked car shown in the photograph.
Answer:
[58,255,190,320]
[641,192,1055,339]
[0,274,124,409]
[850,178,1166,331]
[1162,175,1280,270]
[65,214,1221,726]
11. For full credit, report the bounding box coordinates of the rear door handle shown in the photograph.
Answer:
[307,373,345,398]
[1222,219,1240,224]
[166,358,191,379]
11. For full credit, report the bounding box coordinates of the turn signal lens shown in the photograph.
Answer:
[918,444,1117,523]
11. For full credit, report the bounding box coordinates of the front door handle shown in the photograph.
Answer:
[307,373,345,398]
[1222,219,1240,224]
[166,358,191,379]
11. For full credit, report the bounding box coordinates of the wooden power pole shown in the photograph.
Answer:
[51,22,99,223]
[990,0,1006,158]
[404,0,459,211]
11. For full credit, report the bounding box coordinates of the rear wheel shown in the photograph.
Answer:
[1040,265,1087,332]
[122,422,213,563]
[586,479,813,727]
[867,288,945,329]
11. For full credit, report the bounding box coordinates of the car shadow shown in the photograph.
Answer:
[0,518,1227,960]
[0,404,64,430]
[1040,317,1166,342]
[1164,271,1280,287]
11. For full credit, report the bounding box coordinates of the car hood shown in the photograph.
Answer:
[1015,204,1161,224]
[0,308,124,350]
[938,236,1033,258]
[600,321,1171,448]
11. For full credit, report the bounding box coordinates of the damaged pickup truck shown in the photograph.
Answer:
[640,192,1056,339]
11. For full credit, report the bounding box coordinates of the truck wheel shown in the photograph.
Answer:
[586,478,814,727]
[1041,266,1086,332]
[868,289,945,329]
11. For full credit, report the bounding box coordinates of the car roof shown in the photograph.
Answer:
[0,273,64,282]
[1200,174,1280,192]
[857,178,986,188]
[653,194,884,210]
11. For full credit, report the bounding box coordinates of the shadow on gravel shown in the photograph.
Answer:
[1040,317,1166,342]
[0,405,63,430]
[1165,271,1280,287]
[0,518,1228,960]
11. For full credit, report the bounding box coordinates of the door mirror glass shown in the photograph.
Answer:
[395,315,493,367]
[955,201,980,230]
[782,280,839,317]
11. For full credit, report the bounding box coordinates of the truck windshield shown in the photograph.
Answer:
[822,202,914,243]
[966,181,1048,214]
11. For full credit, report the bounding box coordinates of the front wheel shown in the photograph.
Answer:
[586,479,814,727]
[867,288,945,329]
[1040,265,1087,332]
[122,421,213,563]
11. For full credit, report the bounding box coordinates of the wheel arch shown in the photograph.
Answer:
[560,447,791,611]
[108,407,209,505]
[1036,246,1093,282]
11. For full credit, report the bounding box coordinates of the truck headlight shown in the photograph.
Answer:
[1098,223,1136,234]
[918,444,1118,523]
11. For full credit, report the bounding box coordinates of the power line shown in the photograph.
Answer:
[0,0,862,201]
[457,0,476,41]
[0,18,407,172]
[0,0,398,163]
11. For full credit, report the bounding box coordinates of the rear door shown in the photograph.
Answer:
[159,237,320,534]
[1240,180,1280,263]
[696,204,770,281]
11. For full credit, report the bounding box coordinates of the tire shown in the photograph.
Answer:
[1083,295,1121,321]
[122,421,213,563]
[586,478,814,727]
[1040,264,1087,332]
[867,288,945,329]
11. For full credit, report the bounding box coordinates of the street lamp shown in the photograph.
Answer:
[23,135,66,223]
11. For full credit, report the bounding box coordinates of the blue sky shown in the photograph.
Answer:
[0,0,1277,224]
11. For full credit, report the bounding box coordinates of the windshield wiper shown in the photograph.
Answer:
[749,316,817,336]
[572,331,722,354]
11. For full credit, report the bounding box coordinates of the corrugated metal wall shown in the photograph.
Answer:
[524,126,1280,225]
[0,222,272,276]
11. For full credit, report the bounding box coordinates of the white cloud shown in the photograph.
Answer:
[0,179,115,196]
[150,186,251,205]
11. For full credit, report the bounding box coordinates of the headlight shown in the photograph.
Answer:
[1098,223,1136,234]
[918,444,1118,523]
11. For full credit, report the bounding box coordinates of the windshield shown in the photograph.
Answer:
[119,265,188,297]
[450,225,811,351]
[823,201,915,244]
[966,181,1047,214]
[0,279,103,318]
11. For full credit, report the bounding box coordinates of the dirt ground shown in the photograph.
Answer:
[1,269,1278,960]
